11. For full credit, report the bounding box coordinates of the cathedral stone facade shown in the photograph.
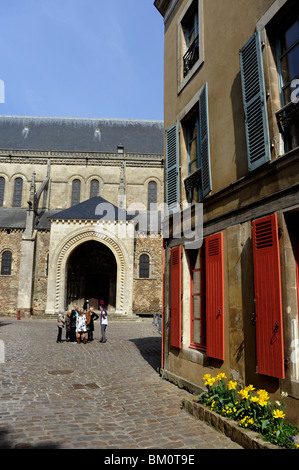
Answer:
[0,116,164,317]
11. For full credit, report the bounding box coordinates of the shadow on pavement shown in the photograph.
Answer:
[0,427,60,449]
[129,336,161,371]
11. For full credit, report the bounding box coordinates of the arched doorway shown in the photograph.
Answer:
[66,240,117,311]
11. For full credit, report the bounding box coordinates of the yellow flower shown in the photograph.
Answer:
[238,389,249,399]
[245,384,255,392]
[216,373,227,380]
[250,396,259,403]
[205,378,216,387]
[228,380,237,390]
[203,374,211,381]
[273,409,285,419]
[258,398,268,407]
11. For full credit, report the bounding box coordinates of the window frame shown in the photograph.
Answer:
[139,253,150,279]
[0,177,5,206]
[12,177,23,207]
[1,250,12,276]
[189,247,206,351]
[90,179,99,198]
[147,180,157,210]
[177,0,204,94]
[71,179,81,206]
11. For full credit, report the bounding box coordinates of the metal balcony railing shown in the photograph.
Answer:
[183,36,199,77]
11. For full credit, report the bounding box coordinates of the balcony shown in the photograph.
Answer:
[183,36,199,77]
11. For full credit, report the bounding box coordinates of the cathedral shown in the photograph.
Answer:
[0,115,164,317]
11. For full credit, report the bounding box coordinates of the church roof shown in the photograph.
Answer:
[0,115,164,154]
[48,196,134,222]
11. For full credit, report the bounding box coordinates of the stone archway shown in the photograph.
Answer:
[66,240,117,311]
[46,225,134,316]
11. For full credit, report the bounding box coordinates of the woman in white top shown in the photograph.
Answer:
[76,310,87,344]
[99,305,108,343]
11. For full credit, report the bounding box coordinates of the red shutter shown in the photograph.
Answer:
[205,233,224,360]
[170,246,181,348]
[252,214,285,379]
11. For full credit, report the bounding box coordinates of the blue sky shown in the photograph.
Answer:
[0,0,164,121]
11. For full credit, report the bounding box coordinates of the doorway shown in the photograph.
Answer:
[66,240,117,310]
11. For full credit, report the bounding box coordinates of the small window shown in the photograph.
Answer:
[148,181,157,209]
[12,177,23,207]
[1,251,12,275]
[0,177,5,206]
[71,179,81,206]
[90,179,99,198]
[190,248,206,349]
[139,254,150,279]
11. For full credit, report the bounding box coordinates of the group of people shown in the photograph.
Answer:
[56,301,108,344]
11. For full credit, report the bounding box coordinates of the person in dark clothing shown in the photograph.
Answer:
[87,307,99,341]
[69,309,77,342]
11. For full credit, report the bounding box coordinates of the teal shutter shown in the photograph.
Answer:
[166,123,180,211]
[199,83,212,198]
[239,31,270,171]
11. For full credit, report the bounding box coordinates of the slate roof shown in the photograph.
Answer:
[48,196,134,222]
[0,115,164,154]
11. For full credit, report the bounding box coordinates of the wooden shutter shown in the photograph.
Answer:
[239,31,271,171]
[205,233,224,360]
[199,83,212,198]
[252,214,285,379]
[170,246,181,348]
[166,123,180,211]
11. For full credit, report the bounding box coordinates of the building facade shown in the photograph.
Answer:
[155,0,299,425]
[0,116,164,317]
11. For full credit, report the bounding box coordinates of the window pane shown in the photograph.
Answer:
[281,20,299,53]
[148,181,157,209]
[139,254,150,278]
[192,317,201,344]
[0,177,5,206]
[281,44,299,84]
[71,179,81,206]
[90,179,99,198]
[1,251,12,275]
[12,178,23,207]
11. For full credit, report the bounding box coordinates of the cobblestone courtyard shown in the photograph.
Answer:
[0,317,241,450]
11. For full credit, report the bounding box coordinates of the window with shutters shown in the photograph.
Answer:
[0,177,5,206]
[90,179,99,198]
[148,181,157,210]
[190,247,206,350]
[239,31,271,171]
[165,123,180,211]
[170,246,182,348]
[139,254,150,279]
[183,83,212,203]
[12,177,23,207]
[178,0,204,93]
[252,214,285,379]
[1,251,12,276]
[205,232,225,361]
[71,179,81,206]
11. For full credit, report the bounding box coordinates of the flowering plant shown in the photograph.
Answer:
[198,374,298,449]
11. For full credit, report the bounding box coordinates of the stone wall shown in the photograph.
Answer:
[133,234,163,314]
[32,231,50,315]
[0,229,23,315]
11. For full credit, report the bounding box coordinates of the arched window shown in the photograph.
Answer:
[0,177,5,206]
[148,180,157,210]
[1,251,12,275]
[71,179,81,206]
[139,253,150,279]
[12,177,23,207]
[90,179,99,198]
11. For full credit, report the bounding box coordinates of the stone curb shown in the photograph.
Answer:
[181,397,278,450]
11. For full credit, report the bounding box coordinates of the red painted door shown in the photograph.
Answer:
[252,214,285,379]
[205,233,225,360]
[170,246,181,348]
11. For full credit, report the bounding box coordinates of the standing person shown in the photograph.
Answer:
[56,309,65,343]
[99,304,108,343]
[88,307,99,342]
[65,311,71,342]
[70,310,77,342]
[76,309,87,344]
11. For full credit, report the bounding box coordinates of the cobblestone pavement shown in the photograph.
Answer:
[0,317,242,450]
